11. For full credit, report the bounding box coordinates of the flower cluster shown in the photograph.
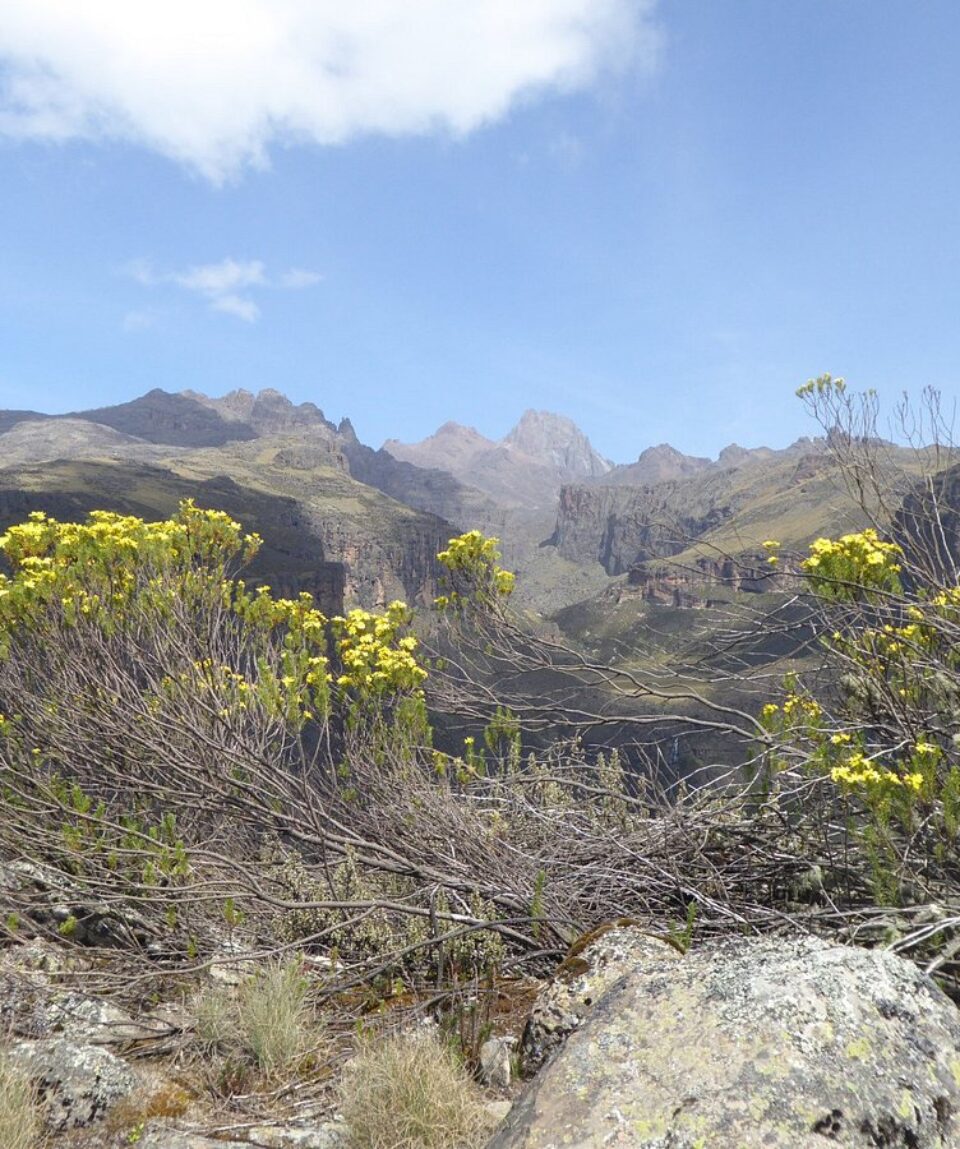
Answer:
[801,529,902,601]
[0,502,262,640]
[435,531,515,611]
[829,751,924,794]
[332,601,426,695]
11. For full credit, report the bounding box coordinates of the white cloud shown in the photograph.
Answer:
[279,268,323,289]
[211,294,260,323]
[0,2,660,181]
[127,257,319,322]
[172,259,267,299]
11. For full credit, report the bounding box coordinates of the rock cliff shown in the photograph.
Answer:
[549,481,732,573]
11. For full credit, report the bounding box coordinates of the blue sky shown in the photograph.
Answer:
[0,1,958,462]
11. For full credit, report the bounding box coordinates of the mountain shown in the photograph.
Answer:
[383,421,497,475]
[501,410,611,481]
[548,437,871,574]
[384,409,611,510]
[0,390,458,612]
[597,444,711,486]
[182,387,338,438]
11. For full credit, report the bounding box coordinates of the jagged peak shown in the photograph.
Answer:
[501,409,611,476]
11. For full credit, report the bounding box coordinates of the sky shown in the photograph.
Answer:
[0,1,958,463]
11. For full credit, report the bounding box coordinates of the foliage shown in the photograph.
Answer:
[758,385,960,916]
[192,958,323,1090]
[0,500,431,964]
[799,529,902,601]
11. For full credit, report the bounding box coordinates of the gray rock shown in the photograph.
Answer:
[485,1100,515,1126]
[491,934,960,1149]
[137,1122,347,1148]
[246,1121,349,1148]
[137,1131,249,1149]
[519,925,680,1076]
[9,1036,137,1130]
[480,1037,514,1089]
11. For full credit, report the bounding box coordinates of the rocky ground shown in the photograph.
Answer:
[4,918,960,1148]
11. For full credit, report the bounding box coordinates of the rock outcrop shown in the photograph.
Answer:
[493,932,960,1149]
[8,1038,137,1131]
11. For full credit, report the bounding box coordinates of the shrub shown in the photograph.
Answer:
[339,1032,493,1149]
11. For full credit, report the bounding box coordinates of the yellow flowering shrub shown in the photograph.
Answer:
[0,501,433,761]
[332,602,426,695]
[435,531,515,612]
[801,529,902,601]
[756,521,960,903]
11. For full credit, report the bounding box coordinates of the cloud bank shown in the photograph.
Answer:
[128,258,320,322]
[0,1,659,181]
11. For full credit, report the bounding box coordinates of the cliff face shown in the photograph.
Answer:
[548,439,852,576]
[894,460,960,589]
[0,462,348,616]
[626,554,785,605]
[550,483,733,574]
[176,437,455,611]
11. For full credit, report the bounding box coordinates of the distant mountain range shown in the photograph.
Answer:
[0,386,947,621]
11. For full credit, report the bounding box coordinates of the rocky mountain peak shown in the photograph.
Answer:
[182,387,256,422]
[502,410,611,478]
[599,443,711,486]
[383,422,496,473]
[181,388,334,437]
[717,443,751,466]
[337,417,359,443]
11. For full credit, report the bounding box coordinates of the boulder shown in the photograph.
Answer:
[138,1121,347,1148]
[9,1036,137,1130]
[520,925,680,1076]
[491,934,960,1149]
[137,1132,249,1149]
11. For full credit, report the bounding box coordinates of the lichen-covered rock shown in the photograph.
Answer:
[480,1036,514,1089]
[9,1036,137,1130]
[246,1122,349,1148]
[519,925,680,1076]
[137,1131,249,1149]
[137,1121,347,1148]
[492,935,960,1149]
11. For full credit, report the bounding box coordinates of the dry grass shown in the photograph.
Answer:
[238,959,312,1074]
[339,1031,494,1149]
[192,958,323,1091]
[0,1050,42,1149]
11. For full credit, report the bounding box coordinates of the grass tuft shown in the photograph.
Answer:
[340,1031,493,1149]
[192,958,321,1090]
[0,1050,42,1149]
